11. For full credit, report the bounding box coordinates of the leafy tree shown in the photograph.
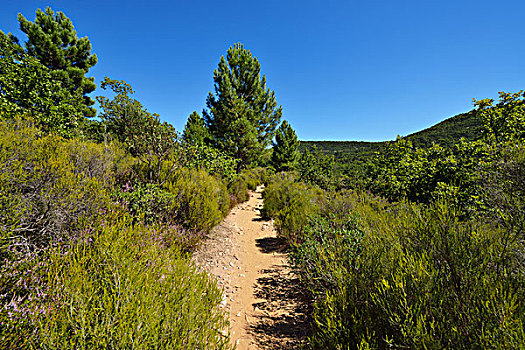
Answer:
[182,111,210,145]
[271,120,300,172]
[298,146,337,190]
[204,43,282,171]
[97,77,178,184]
[474,90,525,143]
[18,7,97,118]
[0,31,82,136]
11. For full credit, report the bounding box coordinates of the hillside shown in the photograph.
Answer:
[299,110,482,157]
[405,110,482,148]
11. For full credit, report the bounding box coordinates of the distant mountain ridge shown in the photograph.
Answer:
[299,110,482,158]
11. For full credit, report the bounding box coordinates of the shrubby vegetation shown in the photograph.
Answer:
[264,91,525,348]
[262,172,324,244]
[0,117,235,348]
[1,9,274,347]
[37,212,229,349]
[3,5,524,349]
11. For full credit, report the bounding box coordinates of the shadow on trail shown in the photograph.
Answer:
[255,237,288,254]
[249,266,311,349]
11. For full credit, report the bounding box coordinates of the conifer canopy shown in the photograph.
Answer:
[204,43,281,171]
[271,120,300,172]
[18,7,98,118]
[183,111,210,145]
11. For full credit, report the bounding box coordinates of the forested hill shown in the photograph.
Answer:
[299,110,482,157]
[405,110,482,148]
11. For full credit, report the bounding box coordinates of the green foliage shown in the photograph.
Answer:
[0,119,230,348]
[0,118,111,249]
[271,120,300,172]
[163,168,229,233]
[182,111,211,145]
[183,143,238,182]
[97,77,179,184]
[18,7,97,117]
[240,167,268,190]
[227,177,249,208]
[288,91,525,348]
[290,213,363,294]
[204,43,282,171]
[288,191,525,349]
[0,119,125,347]
[297,147,338,191]
[474,90,525,143]
[262,174,324,244]
[367,137,489,211]
[299,111,484,191]
[35,212,231,349]
[113,182,177,225]
[0,31,83,137]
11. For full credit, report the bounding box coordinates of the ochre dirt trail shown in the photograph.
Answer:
[192,186,309,349]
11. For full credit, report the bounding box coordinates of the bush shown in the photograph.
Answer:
[262,174,324,244]
[0,118,110,250]
[240,167,269,189]
[32,213,231,349]
[227,177,249,208]
[65,138,134,185]
[0,119,115,347]
[292,194,525,349]
[163,168,229,233]
[183,144,239,182]
[113,182,177,225]
[290,213,363,294]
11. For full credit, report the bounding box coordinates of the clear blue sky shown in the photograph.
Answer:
[2,0,524,141]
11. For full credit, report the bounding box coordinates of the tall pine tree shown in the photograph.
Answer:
[182,111,210,145]
[271,120,300,172]
[204,43,281,171]
[18,7,98,118]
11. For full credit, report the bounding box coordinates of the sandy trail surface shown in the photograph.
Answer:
[192,186,309,349]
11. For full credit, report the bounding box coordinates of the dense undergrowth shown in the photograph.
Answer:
[2,7,525,348]
[0,118,258,349]
[263,92,525,349]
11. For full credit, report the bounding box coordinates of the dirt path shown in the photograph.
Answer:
[192,186,309,349]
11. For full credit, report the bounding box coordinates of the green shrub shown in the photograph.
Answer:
[184,143,238,182]
[164,168,229,233]
[0,118,110,249]
[296,195,525,349]
[0,119,117,347]
[240,167,269,189]
[262,174,324,244]
[65,138,134,185]
[114,182,177,225]
[227,177,249,208]
[290,213,363,294]
[33,212,231,349]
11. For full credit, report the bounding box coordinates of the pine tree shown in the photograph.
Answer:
[204,43,281,171]
[18,7,98,118]
[182,111,210,145]
[271,120,300,172]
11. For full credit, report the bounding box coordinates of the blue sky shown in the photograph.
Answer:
[2,0,524,141]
